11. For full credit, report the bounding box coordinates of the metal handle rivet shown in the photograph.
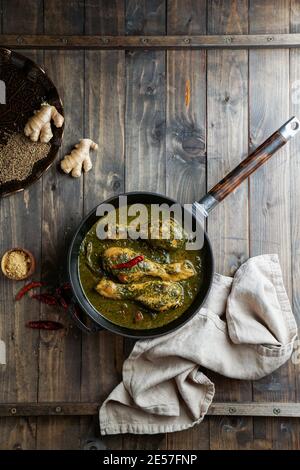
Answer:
[273,408,281,415]
[229,407,236,414]
[184,38,190,44]
[10,408,17,414]
[55,406,62,413]
[267,36,274,42]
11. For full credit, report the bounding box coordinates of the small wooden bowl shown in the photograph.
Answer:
[1,248,35,281]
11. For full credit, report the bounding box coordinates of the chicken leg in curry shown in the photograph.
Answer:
[102,247,196,283]
[96,278,184,312]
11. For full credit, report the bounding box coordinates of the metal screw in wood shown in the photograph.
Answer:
[273,408,281,415]
[10,407,17,415]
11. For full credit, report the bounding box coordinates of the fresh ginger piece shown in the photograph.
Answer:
[60,139,98,178]
[24,103,64,143]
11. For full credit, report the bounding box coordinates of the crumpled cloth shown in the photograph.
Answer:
[99,254,297,435]
[0,341,5,364]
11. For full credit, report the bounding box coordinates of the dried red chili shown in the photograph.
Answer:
[55,284,71,310]
[62,282,71,290]
[60,298,69,309]
[112,255,144,270]
[15,281,45,301]
[16,279,72,313]
[56,293,69,310]
[31,293,58,306]
[26,320,64,330]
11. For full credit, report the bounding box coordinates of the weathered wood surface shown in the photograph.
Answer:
[4,33,300,49]
[0,0,43,451]
[0,403,99,417]
[290,7,300,449]
[82,0,125,452]
[123,0,167,451]
[1,0,300,450]
[165,0,208,451]
[249,0,296,450]
[2,402,300,418]
[206,0,253,451]
[36,0,84,450]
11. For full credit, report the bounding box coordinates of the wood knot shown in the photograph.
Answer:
[113,179,121,191]
[182,136,205,155]
[108,173,122,192]
[146,86,154,95]
[152,121,165,144]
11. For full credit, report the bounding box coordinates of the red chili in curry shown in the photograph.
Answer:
[112,255,144,270]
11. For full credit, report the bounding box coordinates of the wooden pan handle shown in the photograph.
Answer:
[198,116,300,214]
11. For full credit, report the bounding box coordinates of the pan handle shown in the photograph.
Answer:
[68,300,103,334]
[198,116,300,215]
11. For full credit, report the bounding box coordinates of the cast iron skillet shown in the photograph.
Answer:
[0,48,64,197]
[68,117,300,339]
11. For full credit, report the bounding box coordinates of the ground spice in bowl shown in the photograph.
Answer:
[1,248,35,280]
[0,132,50,184]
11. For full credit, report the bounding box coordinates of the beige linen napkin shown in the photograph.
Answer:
[100,254,297,435]
[0,340,5,364]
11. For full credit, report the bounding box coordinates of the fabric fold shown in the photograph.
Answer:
[0,340,5,365]
[100,254,297,435]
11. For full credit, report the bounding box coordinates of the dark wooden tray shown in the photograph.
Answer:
[0,48,64,197]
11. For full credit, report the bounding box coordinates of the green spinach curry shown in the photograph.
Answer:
[78,207,203,329]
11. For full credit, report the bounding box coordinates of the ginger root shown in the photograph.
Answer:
[24,103,64,143]
[60,139,98,178]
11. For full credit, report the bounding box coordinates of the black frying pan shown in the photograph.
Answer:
[67,116,300,338]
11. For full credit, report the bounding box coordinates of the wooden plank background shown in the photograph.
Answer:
[0,0,300,450]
